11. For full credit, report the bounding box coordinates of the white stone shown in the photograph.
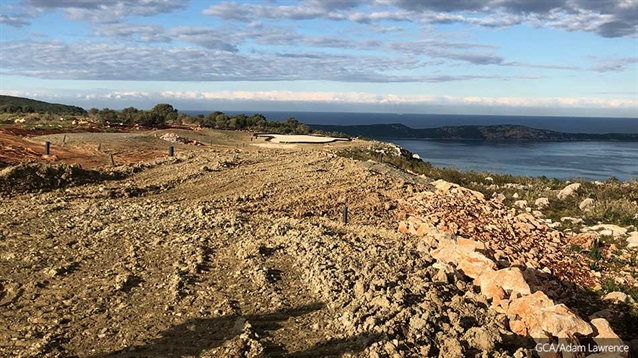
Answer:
[579,198,595,211]
[492,193,506,202]
[557,183,581,200]
[603,291,635,304]
[586,224,628,238]
[535,197,550,208]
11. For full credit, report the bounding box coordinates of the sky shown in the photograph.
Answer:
[0,0,637,117]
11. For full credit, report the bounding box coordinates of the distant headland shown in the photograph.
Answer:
[309,123,638,142]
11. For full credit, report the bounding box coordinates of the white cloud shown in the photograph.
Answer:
[2,0,635,38]
[24,0,186,22]
[0,13,31,27]
[2,40,546,83]
[202,2,345,21]
[4,89,634,110]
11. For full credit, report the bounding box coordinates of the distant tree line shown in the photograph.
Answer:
[88,104,179,128]
[87,104,348,137]
[0,95,348,138]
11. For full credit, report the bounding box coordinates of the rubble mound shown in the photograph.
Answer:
[159,132,203,145]
[398,179,597,289]
[0,162,122,195]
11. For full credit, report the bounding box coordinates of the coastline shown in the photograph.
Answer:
[378,138,638,182]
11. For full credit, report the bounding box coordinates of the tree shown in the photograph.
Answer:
[150,103,178,125]
[98,108,119,125]
[232,114,247,129]
[201,113,216,128]
[177,113,192,125]
[120,107,139,125]
[228,117,238,129]
[89,108,99,116]
[135,111,158,127]
[285,117,299,127]
[296,123,311,135]
[215,114,230,129]
[249,113,267,130]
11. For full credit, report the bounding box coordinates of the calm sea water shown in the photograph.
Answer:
[390,139,638,181]
[184,111,638,134]
[183,110,638,180]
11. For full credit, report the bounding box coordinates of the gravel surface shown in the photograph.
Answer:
[0,146,579,357]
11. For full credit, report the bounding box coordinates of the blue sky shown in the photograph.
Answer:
[0,0,637,117]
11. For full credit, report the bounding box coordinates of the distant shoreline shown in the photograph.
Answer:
[182,110,638,135]
[309,123,638,142]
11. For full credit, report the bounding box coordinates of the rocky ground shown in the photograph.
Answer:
[1,128,637,357]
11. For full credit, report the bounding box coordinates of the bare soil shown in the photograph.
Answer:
[1,127,633,357]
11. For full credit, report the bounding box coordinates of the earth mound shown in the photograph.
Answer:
[0,162,122,195]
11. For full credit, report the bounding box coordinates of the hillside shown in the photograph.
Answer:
[310,123,638,141]
[0,95,86,115]
[0,128,636,356]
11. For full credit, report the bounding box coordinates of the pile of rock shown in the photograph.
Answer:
[0,162,122,195]
[159,132,203,146]
[427,236,621,347]
[397,179,597,289]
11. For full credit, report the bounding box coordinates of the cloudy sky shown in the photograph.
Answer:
[0,0,637,117]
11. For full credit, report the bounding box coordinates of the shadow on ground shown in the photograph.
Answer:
[92,302,381,357]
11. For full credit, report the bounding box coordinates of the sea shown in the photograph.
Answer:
[183,111,638,181]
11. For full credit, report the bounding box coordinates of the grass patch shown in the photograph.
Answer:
[601,278,620,293]
[569,244,584,253]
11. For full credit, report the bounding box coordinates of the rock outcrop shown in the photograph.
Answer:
[557,183,581,200]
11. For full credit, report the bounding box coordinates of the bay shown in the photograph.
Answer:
[389,139,638,181]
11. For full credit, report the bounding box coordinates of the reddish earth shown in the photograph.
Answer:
[0,127,166,169]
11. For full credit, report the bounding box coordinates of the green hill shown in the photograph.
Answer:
[0,95,86,115]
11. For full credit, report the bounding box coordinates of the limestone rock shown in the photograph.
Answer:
[604,291,635,305]
[579,198,595,211]
[514,200,527,208]
[586,224,627,238]
[475,268,531,305]
[457,252,497,280]
[535,197,550,208]
[590,318,626,354]
[568,232,598,250]
[627,231,638,249]
[532,210,545,218]
[557,183,581,200]
[433,179,458,193]
[492,192,506,202]
[508,292,593,338]
[456,237,486,251]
